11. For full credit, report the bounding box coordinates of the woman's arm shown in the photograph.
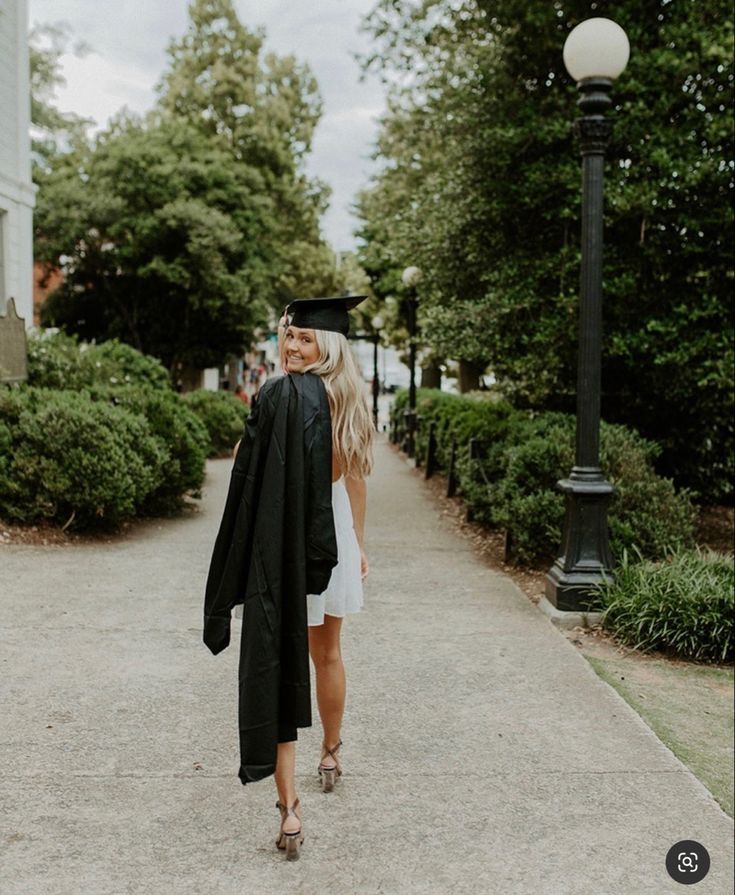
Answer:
[343,476,366,548]
[344,475,369,581]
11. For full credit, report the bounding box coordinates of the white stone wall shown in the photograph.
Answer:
[202,368,220,391]
[0,0,36,326]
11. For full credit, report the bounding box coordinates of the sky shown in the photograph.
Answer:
[28,0,387,253]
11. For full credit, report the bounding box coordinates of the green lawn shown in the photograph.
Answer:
[585,653,734,818]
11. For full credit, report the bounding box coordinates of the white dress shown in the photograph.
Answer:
[306,475,364,626]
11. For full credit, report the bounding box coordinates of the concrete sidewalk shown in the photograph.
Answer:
[1,434,732,894]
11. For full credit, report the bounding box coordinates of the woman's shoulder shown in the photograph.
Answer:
[262,374,289,389]
[257,374,289,400]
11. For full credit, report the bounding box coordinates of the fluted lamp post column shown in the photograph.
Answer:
[401,265,422,457]
[545,18,630,612]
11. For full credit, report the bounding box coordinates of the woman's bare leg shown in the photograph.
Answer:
[274,742,301,833]
[308,614,345,767]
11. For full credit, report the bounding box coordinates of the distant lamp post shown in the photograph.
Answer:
[401,265,422,456]
[371,314,384,431]
[545,18,630,612]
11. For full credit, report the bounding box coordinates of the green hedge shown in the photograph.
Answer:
[0,387,167,527]
[86,383,209,510]
[1,332,211,528]
[182,389,249,457]
[391,388,697,564]
[488,416,696,564]
[0,384,208,526]
[593,547,734,663]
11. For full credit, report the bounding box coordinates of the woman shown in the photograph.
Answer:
[272,298,374,859]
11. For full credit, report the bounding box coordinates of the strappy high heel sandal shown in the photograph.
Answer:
[317,738,343,793]
[275,797,304,860]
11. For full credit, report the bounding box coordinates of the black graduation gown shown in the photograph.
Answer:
[203,372,338,785]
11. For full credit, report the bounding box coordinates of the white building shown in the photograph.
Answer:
[0,0,35,326]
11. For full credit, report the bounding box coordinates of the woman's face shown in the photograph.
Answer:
[284,326,319,372]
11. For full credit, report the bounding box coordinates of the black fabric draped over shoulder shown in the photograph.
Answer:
[203,372,337,784]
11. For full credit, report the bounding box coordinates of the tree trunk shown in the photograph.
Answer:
[420,359,442,389]
[226,354,240,390]
[458,359,484,393]
[175,362,204,393]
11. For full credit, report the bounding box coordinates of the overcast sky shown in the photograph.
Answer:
[28,0,387,252]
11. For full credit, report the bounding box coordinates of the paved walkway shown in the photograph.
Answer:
[1,434,732,894]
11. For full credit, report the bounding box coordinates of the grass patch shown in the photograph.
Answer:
[586,652,734,817]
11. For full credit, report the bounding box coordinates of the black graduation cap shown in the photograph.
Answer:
[285,295,368,337]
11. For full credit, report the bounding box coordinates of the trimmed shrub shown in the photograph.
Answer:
[26,330,88,390]
[392,386,519,464]
[0,378,210,526]
[0,387,166,527]
[27,330,171,391]
[602,423,698,562]
[458,411,572,531]
[489,417,696,564]
[593,547,734,663]
[182,389,249,457]
[82,339,171,390]
[85,384,209,511]
[4,334,208,528]
[391,387,525,529]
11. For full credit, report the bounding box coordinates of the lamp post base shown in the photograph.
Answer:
[545,474,615,612]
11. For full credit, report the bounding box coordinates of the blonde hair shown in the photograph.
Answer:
[292,329,375,479]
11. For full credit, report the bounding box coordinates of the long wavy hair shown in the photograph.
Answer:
[283,328,374,479]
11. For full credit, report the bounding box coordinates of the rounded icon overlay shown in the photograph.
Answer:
[665,840,711,885]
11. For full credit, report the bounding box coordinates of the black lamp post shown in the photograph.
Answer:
[371,314,384,431]
[545,18,630,612]
[401,265,422,457]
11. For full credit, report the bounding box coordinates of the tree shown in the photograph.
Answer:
[356,0,734,500]
[36,115,272,374]
[29,23,92,174]
[156,0,340,307]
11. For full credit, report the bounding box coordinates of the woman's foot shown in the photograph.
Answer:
[319,740,342,773]
[276,799,304,858]
[318,739,343,792]
[281,804,301,835]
